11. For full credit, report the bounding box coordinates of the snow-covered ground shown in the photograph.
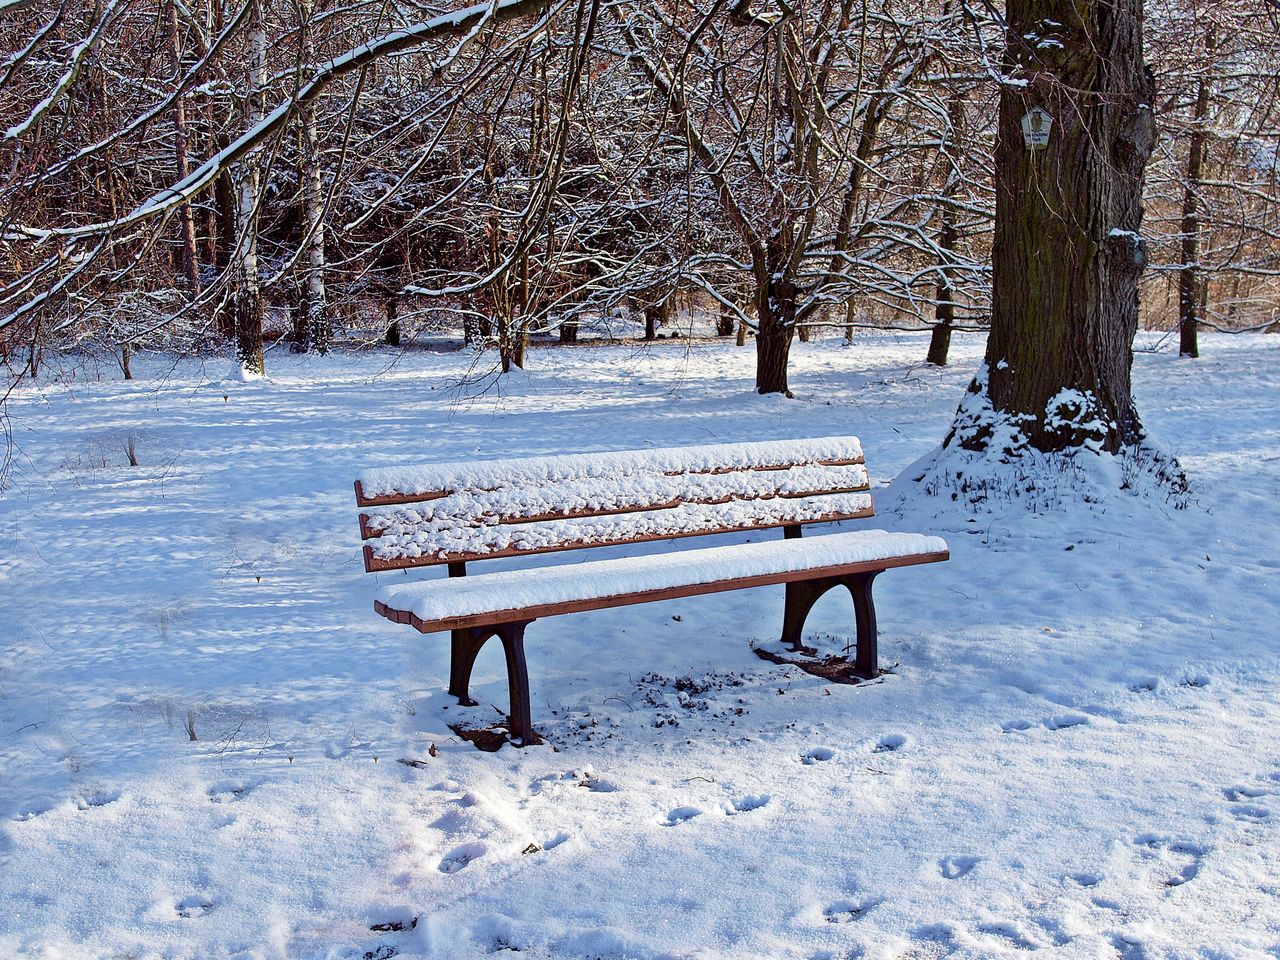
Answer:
[1,332,1278,959]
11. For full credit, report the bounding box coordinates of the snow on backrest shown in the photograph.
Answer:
[354,437,875,571]
[355,437,864,507]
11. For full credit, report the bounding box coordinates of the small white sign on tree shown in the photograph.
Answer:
[1021,107,1053,150]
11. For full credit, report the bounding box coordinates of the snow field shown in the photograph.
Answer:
[1,333,1278,958]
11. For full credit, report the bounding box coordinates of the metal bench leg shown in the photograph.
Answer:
[781,579,829,654]
[848,571,882,679]
[448,628,491,706]
[496,621,535,746]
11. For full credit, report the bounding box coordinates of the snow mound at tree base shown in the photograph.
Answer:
[888,363,1191,514]
[889,434,1191,516]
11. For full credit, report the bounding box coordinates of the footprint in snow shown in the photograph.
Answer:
[873,734,908,753]
[438,842,487,874]
[1229,803,1270,821]
[822,897,879,923]
[1129,677,1159,693]
[1001,715,1089,734]
[722,794,770,815]
[1224,783,1272,821]
[939,855,981,880]
[1133,834,1207,887]
[802,747,835,765]
[207,781,254,803]
[901,924,959,960]
[1043,714,1090,731]
[661,806,703,827]
[1029,915,1072,947]
[976,922,1038,951]
[522,833,572,856]
[540,832,571,851]
[1224,783,1270,802]
[175,896,213,919]
[1109,933,1147,960]
[73,788,122,810]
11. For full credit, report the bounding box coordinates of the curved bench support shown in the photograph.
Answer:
[447,620,536,746]
[781,571,883,679]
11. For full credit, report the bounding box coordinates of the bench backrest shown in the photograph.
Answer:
[355,437,873,573]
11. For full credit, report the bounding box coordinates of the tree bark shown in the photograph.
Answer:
[957,0,1156,455]
[209,0,236,339]
[385,294,400,346]
[717,301,735,337]
[928,89,964,367]
[755,275,796,396]
[926,209,957,366]
[232,0,266,375]
[168,0,201,298]
[1178,47,1211,359]
[298,0,329,354]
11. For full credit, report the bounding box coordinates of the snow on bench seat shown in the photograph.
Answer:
[375,529,949,632]
[364,490,875,570]
[355,437,865,506]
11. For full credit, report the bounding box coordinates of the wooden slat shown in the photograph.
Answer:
[358,478,872,540]
[362,505,876,572]
[374,549,950,634]
[354,454,865,508]
[355,478,448,508]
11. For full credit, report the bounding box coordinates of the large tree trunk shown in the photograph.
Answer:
[1178,49,1211,359]
[954,0,1156,455]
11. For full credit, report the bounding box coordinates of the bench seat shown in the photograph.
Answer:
[375,529,948,633]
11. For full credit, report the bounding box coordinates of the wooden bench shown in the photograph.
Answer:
[354,437,948,746]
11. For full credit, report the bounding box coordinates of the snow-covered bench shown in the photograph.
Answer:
[354,438,948,746]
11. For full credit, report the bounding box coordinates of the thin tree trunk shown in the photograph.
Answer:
[928,89,964,367]
[298,0,328,354]
[209,0,236,339]
[717,301,735,337]
[385,294,400,346]
[232,0,266,375]
[1178,51,1211,359]
[927,202,958,367]
[168,0,200,297]
[512,322,529,369]
[755,274,796,395]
